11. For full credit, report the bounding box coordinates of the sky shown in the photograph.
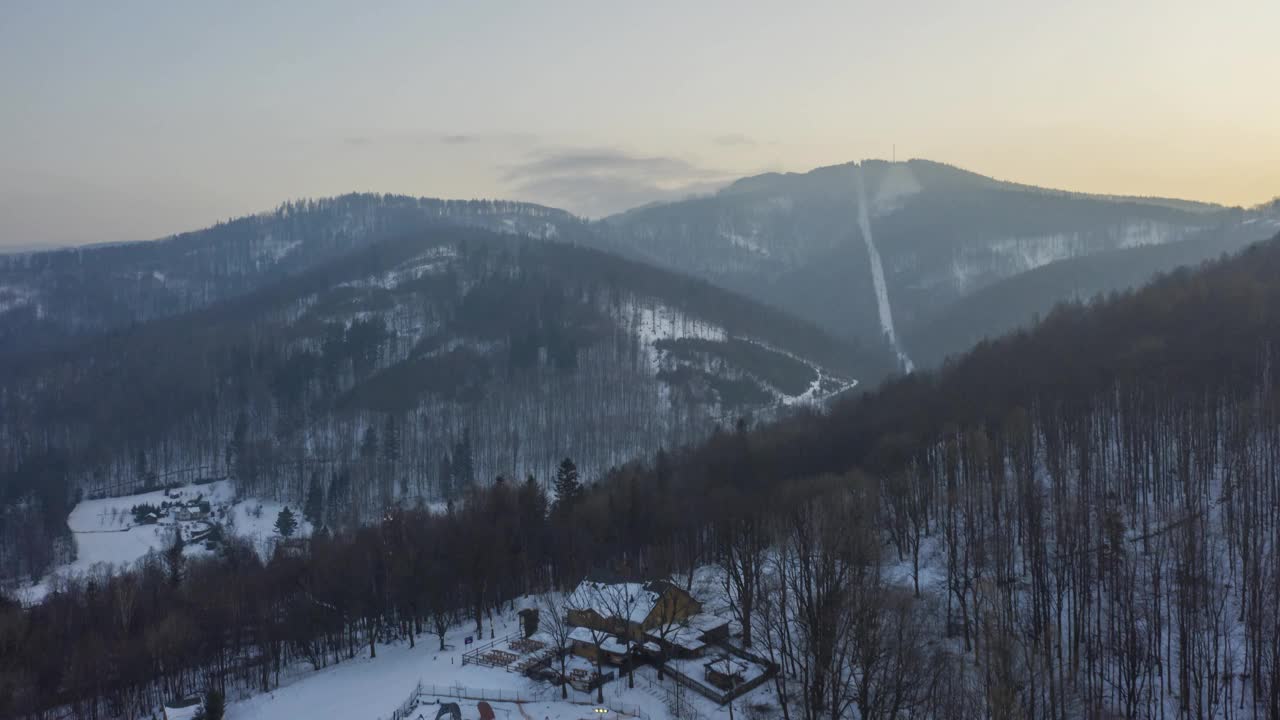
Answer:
[2,0,1278,249]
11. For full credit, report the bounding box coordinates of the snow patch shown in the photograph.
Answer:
[871,163,922,216]
[621,299,726,372]
[0,284,37,314]
[718,225,770,257]
[257,234,302,264]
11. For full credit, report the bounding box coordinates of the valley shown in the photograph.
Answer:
[2,163,1278,720]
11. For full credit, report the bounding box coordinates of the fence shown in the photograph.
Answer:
[644,672,705,720]
[378,682,534,720]
[460,632,520,667]
[382,679,652,720]
[419,684,534,702]
[648,642,778,707]
[606,701,652,720]
[712,642,778,702]
[379,680,423,720]
[662,663,727,704]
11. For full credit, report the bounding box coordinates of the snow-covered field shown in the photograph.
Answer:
[13,481,310,604]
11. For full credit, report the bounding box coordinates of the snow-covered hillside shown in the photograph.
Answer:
[596,158,1266,374]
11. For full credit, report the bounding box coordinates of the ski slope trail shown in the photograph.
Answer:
[855,165,914,373]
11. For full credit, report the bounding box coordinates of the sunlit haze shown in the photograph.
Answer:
[2,0,1278,248]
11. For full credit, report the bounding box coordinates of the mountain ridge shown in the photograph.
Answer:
[2,159,1274,376]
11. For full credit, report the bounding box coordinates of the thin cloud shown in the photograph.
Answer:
[713,133,758,147]
[501,147,733,217]
[339,131,532,148]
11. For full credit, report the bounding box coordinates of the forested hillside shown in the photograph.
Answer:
[597,159,1274,373]
[5,222,1278,719]
[904,207,1280,365]
[0,224,864,584]
[0,194,585,355]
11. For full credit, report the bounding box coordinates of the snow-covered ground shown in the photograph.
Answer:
[718,225,771,257]
[620,298,727,378]
[226,598,771,720]
[854,165,914,373]
[13,480,310,604]
[870,163,922,217]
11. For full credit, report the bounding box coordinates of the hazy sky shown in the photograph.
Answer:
[2,0,1278,248]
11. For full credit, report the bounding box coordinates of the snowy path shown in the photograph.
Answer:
[855,166,914,373]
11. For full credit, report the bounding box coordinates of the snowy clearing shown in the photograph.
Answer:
[13,481,311,604]
[226,597,771,720]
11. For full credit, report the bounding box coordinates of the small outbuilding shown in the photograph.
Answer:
[705,656,749,691]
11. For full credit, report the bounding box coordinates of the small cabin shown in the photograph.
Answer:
[705,656,749,691]
[518,607,540,638]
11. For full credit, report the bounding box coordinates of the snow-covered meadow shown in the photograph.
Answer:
[13,481,310,604]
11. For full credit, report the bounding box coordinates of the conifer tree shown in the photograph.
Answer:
[274,506,297,538]
[452,429,475,489]
[553,457,582,514]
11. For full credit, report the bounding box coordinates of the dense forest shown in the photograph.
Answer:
[5,230,1278,719]
[0,224,871,584]
[0,195,585,356]
[903,214,1278,366]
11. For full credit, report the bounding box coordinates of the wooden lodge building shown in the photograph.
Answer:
[564,576,729,663]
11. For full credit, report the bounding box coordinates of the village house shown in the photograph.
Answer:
[564,575,734,665]
[566,577,701,639]
[567,626,660,665]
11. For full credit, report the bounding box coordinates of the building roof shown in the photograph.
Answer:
[568,626,632,655]
[648,624,707,651]
[686,613,729,633]
[706,657,749,677]
[567,580,663,624]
